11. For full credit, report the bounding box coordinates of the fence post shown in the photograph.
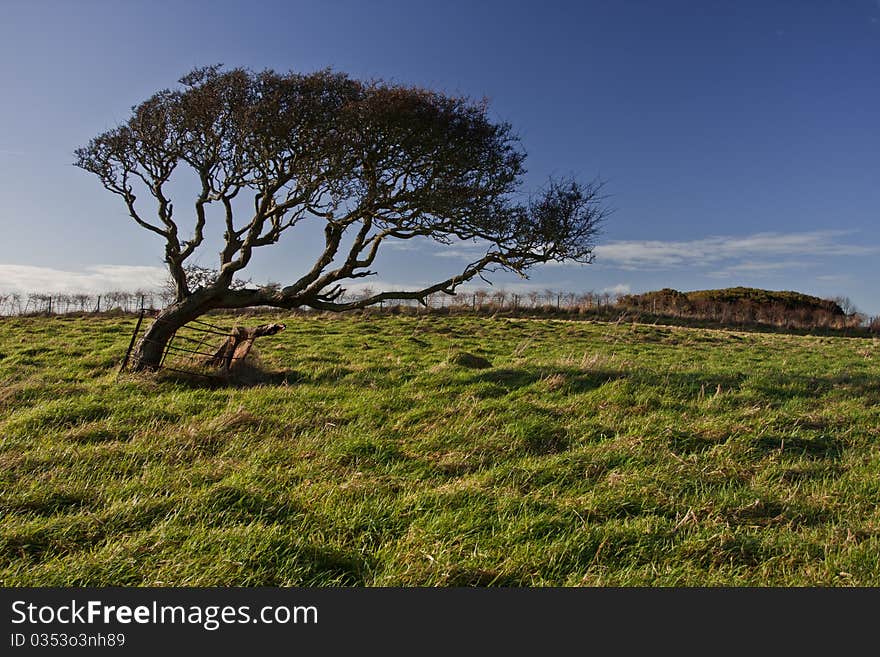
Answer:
[118,309,145,376]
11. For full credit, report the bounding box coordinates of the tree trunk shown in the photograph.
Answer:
[131,293,214,371]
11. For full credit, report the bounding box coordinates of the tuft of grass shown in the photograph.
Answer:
[1,313,879,586]
[447,350,493,369]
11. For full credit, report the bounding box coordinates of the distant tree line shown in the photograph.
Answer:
[0,288,618,316]
[1,285,876,334]
[0,290,174,316]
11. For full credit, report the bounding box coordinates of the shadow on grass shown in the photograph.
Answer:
[0,501,176,564]
[242,537,371,586]
[155,361,303,389]
[748,434,845,460]
[680,532,771,568]
[1,492,93,517]
[466,367,626,394]
[437,565,527,586]
[723,496,832,527]
[153,356,880,413]
[196,486,305,526]
[465,366,879,407]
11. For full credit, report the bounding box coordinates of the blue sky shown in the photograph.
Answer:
[1,0,878,312]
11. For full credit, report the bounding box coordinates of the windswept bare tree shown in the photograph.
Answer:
[76,65,606,370]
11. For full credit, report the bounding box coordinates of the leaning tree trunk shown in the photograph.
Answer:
[131,293,214,371]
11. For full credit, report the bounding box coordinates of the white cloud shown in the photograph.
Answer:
[407,230,879,280]
[0,264,168,293]
[594,230,879,270]
[431,242,492,260]
[343,278,563,296]
[339,279,422,296]
[456,281,567,294]
[721,260,803,272]
[602,283,631,295]
[815,274,853,283]
[705,260,808,278]
[383,241,425,252]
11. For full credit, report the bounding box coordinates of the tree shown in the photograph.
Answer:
[75,65,607,370]
[832,296,856,316]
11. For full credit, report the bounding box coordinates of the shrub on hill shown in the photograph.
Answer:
[618,287,854,329]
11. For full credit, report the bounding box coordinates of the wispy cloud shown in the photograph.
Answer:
[815,273,854,284]
[386,231,877,282]
[594,230,879,270]
[431,242,492,260]
[344,278,570,296]
[0,264,167,293]
[705,259,808,278]
[602,283,631,295]
[339,279,421,296]
[383,240,425,252]
[454,280,574,294]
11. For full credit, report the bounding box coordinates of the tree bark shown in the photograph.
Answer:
[131,292,214,371]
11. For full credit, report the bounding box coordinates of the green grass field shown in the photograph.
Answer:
[1,313,879,585]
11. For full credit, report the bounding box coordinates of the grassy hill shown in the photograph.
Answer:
[1,313,879,585]
[622,286,844,314]
[617,286,857,332]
